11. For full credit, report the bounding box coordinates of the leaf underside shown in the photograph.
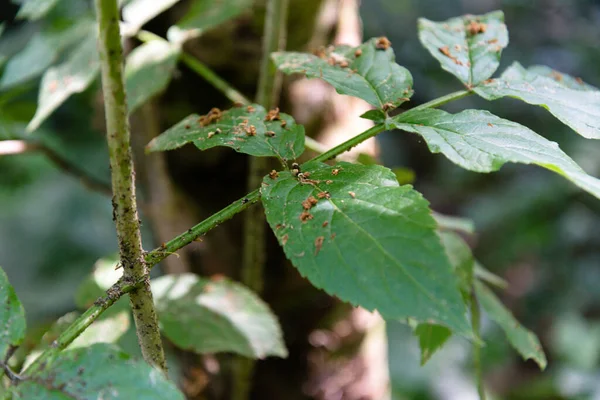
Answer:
[418,10,508,86]
[475,281,547,370]
[272,38,414,113]
[177,0,253,32]
[475,62,600,139]
[261,162,472,336]
[146,104,305,161]
[389,108,600,199]
[152,274,287,359]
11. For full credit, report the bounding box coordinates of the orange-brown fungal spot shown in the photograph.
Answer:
[265,130,276,137]
[466,20,487,35]
[314,236,325,255]
[375,36,391,50]
[332,169,340,176]
[487,123,494,127]
[348,191,356,198]
[317,191,330,199]
[325,180,333,184]
[245,125,257,136]
[300,211,313,222]
[439,46,451,57]
[355,48,363,57]
[313,46,327,59]
[265,107,281,121]
[322,221,329,227]
[269,170,279,179]
[282,234,289,245]
[247,105,256,112]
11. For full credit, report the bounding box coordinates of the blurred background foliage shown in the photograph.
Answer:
[0,0,599,399]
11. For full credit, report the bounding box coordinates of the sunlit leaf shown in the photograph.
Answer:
[9,344,184,399]
[474,62,600,139]
[122,0,184,36]
[261,162,472,336]
[16,0,60,20]
[0,19,93,90]
[413,323,452,365]
[418,11,508,86]
[389,108,600,199]
[273,38,413,114]
[177,0,252,32]
[27,33,100,132]
[146,104,305,162]
[152,273,287,359]
[23,311,130,370]
[0,266,26,361]
[475,281,547,370]
[125,40,180,113]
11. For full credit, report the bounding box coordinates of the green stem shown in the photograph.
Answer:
[23,85,470,374]
[235,0,290,398]
[408,90,471,113]
[471,292,486,400]
[180,52,251,105]
[94,0,166,372]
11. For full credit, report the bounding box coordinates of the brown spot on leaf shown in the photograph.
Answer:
[317,191,330,199]
[348,191,356,198]
[339,60,349,68]
[326,180,333,184]
[375,36,391,50]
[265,107,281,121]
[332,169,340,175]
[265,130,275,137]
[300,211,313,222]
[314,236,325,255]
[487,123,493,127]
[282,234,289,245]
[313,46,327,59]
[280,119,287,128]
[185,124,190,129]
[322,221,329,227]
[466,20,487,35]
[355,48,362,57]
[575,77,584,84]
[382,102,395,112]
[245,125,257,136]
[207,132,215,139]
[269,170,279,179]
[247,105,256,112]
[439,46,451,57]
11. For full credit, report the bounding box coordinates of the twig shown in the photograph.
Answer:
[471,291,486,400]
[94,0,166,372]
[0,140,112,196]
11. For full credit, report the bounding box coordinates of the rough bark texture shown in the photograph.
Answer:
[94,0,166,371]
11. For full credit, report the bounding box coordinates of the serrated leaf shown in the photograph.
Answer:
[152,273,287,359]
[146,104,305,161]
[418,11,508,86]
[389,108,600,199]
[122,0,184,36]
[273,38,413,112]
[261,162,472,336]
[16,0,60,20]
[125,40,180,113]
[0,19,93,90]
[413,323,452,365]
[177,0,252,32]
[528,65,598,91]
[474,62,600,139]
[0,266,26,361]
[9,344,184,399]
[27,33,100,132]
[474,281,547,369]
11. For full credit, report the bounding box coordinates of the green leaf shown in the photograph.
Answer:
[432,211,475,234]
[23,311,130,370]
[16,0,61,20]
[122,0,184,36]
[177,0,252,32]
[152,273,287,359]
[474,62,600,139]
[528,65,598,91]
[261,162,472,336]
[9,344,184,399]
[418,11,508,86]
[439,231,474,297]
[272,38,413,113]
[27,33,100,132]
[0,19,93,90]
[125,40,180,113]
[389,108,600,199]
[413,323,452,365]
[146,104,305,162]
[0,266,26,361]
[474,281,547,370]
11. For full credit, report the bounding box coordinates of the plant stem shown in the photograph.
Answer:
[180,52,250,105]
[234,0,290,398]
[471,292,486,400]
[94,0,166,372]
[24,86,470,372]
[408,89,471,113]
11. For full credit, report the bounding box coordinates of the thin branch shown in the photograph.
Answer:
[94,0,166,372]
[22,85,471,374]
[471,291,486,400]
[0,140,112,196]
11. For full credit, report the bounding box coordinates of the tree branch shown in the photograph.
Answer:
[94,0,166,372]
